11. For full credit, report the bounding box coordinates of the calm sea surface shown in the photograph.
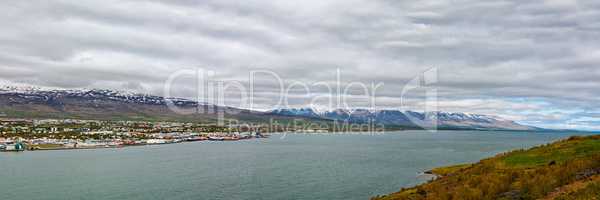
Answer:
[0,131,593,200]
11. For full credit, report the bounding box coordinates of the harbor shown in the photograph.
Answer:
[1,132,268,152]
[0,118,268,152]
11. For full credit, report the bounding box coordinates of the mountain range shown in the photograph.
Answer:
[0,86,298,124]
[0,86,540,131]
[269,108,539,131]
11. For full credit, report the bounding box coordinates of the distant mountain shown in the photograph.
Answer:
[269,108,539,131]
[0,87,306,123]
[0,86,540,131]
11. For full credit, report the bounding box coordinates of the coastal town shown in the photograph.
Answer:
[0,118,269,152]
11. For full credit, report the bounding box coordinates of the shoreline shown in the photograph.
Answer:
[4,130,586,153]
[373,135,600,200]
[2,136,269,152]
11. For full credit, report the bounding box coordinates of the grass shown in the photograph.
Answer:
[373,135,600,200]
[502,137,600,167]
[555,182,600,200]
[429,164,472,177]
[549,175,600,200]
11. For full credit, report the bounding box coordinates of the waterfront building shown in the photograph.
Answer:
[3,142,25,151]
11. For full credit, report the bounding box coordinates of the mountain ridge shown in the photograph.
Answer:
[0,86,542,131]
[269,108,540,131]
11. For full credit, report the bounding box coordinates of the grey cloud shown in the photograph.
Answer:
[0,0,599,129]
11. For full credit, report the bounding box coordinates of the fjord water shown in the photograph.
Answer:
[0,131,590,200]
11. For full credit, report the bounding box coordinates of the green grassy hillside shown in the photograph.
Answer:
[373,135,600,200]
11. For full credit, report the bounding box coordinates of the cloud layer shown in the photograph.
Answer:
[0,0,599,130]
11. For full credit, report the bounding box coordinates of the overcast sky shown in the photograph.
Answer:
[1,0,599,130]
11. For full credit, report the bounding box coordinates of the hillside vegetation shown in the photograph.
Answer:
[373,135,600,200]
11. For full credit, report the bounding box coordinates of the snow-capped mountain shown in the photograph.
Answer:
[0,86,539,130]
[0,86,198,106]
[270,107,324,118]
[268,108,539,131]
[0,87,278,122]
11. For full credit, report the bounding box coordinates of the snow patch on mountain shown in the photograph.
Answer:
[268,108,538,131]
